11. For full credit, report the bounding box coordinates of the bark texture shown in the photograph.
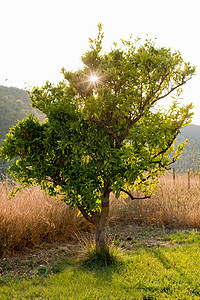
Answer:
[95,186,110,253]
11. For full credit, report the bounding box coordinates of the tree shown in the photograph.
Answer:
[0,24,195,254]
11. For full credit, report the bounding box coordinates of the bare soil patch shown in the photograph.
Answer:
[0,222,174,278]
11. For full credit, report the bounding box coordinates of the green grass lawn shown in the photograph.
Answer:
[1,230,200,299]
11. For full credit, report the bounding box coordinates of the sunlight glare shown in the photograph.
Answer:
[90,75,98,83]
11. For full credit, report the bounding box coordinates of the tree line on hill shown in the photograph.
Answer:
[173,124,200,172]
[0,85,199,178]
[0,85,44,178]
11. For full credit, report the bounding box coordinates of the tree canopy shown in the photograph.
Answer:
[0,24,196,252]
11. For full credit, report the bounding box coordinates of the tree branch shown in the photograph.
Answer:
[156,79,187,102]
[120,188,151,201]
[137,73,169,113]
[152,137,176,160]
[90,118,121,146]
[152,117,185,160]
[77,202,101,225]
[77,203,93,224]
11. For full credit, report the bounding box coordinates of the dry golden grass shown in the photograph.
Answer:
[129,172,200,228]
[0,182,92,253]
[1,172,200,253]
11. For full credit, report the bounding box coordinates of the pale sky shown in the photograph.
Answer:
[1,0,200,124]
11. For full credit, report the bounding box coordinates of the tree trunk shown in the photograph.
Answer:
[95,186,110,253]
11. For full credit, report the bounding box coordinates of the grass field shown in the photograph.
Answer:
[1,172,200,253]
[1,172,200,299]
[1,229,200,299]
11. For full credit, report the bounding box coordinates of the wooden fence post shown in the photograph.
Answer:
[173,168,175,185]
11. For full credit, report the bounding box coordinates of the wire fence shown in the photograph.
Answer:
[169,167,200,190]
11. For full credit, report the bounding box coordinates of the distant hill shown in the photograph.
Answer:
[180,124,200,141]
[172,124,200,172]
[0,85,44,177]
[0,85,45,138]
